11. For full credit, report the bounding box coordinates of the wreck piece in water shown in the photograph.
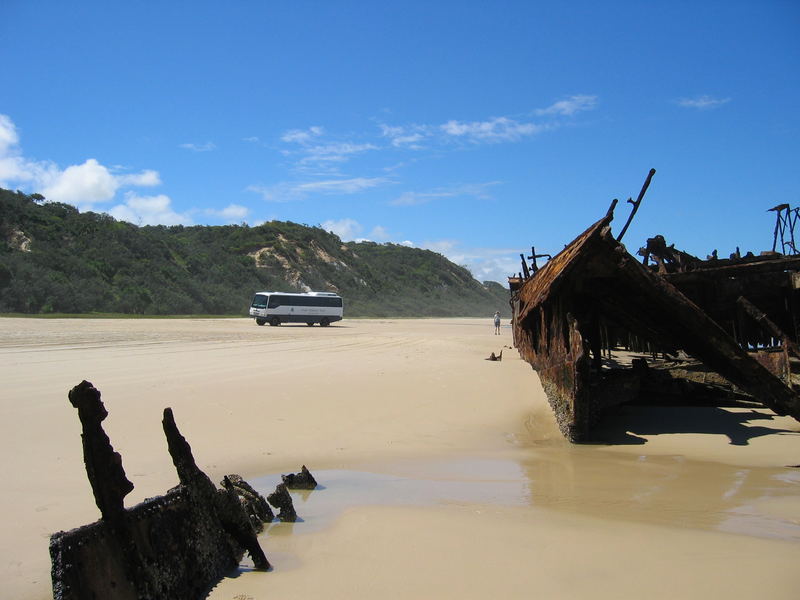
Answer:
[510,209,800,442]
[50,381,270,600]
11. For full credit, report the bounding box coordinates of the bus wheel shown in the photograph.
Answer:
[306,322,315,326]
[256,318,266,326]
[269,317,281,326]
[320,317,330,327]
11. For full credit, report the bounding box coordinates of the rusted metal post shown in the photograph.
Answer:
[528,245,553,274]
[520,254,531,279]
[529,247,538,273]
[616,168,656,242]
[67,381,134,521]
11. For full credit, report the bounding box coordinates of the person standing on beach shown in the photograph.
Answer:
[493,311,501,335]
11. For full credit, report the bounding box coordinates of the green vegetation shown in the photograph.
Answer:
[0,188,510,318]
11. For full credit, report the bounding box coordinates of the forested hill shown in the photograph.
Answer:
[0,188,510,317]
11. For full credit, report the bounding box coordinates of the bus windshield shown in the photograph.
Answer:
[251,294,268,309]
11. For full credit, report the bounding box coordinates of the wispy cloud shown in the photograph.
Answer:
[247,176,390,202]
[377,95,597,149]
[418,240,521,283]
[179,141,216,152]
[677,95,731,110]
[299,142,379,164]
[279,125,380,173]
[321,218,394,243]
[379,123,429,149]
[321,218,363,240]
[294,177,388,194]
[390,182,501,206]
[204,203,249,222]
[117,170,161,186]
[319,213,519,283]
[534,94,597,116]
[440,117,544,143]
[281,126,324,144]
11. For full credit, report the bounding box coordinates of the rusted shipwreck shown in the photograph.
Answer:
[50,381,272,600]
[509,207,800,442]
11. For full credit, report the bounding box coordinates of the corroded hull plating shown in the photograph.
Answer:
[511,214,800,442]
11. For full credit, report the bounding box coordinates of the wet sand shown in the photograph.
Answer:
[0,317,798,599]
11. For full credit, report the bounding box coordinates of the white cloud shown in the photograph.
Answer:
[40,159,118,205]
[205,203,249,222]
[296,177,387,194]
[368,225,391,241]
[534,94,597,116]
[179,142,216,152]
[0,154,54,186]
[419,240,521,283]
[109,192,192,226]
[317,215,518,284]
[0,115,56,186]
[300,142,378,164]
[421,239,460,255]
[677,95,731,110]
[281,126,324,144]
[0,114,20,154]
[250,176,389,202]
[280,126,381,174]
[390,182,501,206]
[391,190,448,206]
[117,169,162,187]
[440,116,544,143]
[0,114,162,208]
[322,218,363,240]
[379,123,429,148]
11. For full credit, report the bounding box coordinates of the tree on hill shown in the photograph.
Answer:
[0,188,510,317]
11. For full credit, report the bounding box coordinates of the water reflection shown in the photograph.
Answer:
[517,447,800,539]
[251,449,800,543]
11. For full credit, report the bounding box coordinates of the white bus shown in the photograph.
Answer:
[249,291,343,327]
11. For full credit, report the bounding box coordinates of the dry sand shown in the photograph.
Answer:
[0,317,798,599]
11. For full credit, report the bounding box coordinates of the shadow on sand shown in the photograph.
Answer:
[592,405,799,446]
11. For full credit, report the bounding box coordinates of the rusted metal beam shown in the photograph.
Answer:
[737,295,800,360]
[616,168,656,242]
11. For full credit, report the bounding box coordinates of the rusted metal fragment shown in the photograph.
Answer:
[51,383,271,600]
[162,407,270,571]
[267,482,297,522]
[67,381,133,521]
[511,214,800,442]
[222,473,275,528]
[281,465,318,490]
[639,233,800,369]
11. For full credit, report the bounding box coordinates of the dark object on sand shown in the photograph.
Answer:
[281,465,318,490]
[222,473,275,529]
[267,483,298,522]
[486,350,503,361]
[50,381,270,600]
[509,209,800,442]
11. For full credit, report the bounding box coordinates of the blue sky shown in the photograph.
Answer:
[1,1,798,282]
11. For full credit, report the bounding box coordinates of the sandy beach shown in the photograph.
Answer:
[1,317,798,599]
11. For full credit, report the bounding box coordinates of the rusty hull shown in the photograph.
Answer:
[511,213,800,442]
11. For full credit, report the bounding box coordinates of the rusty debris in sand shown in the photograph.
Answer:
[50,381,274,600]
[509,171,800,442]
[282,465,318,490]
